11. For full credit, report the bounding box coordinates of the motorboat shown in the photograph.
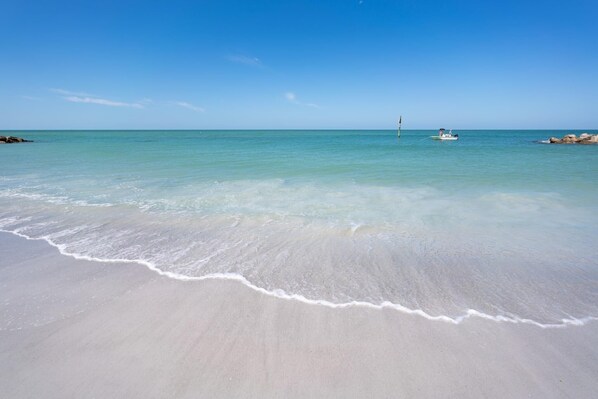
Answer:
[431,128,458,141]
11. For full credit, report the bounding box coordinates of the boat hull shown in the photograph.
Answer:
[430,136,458,141]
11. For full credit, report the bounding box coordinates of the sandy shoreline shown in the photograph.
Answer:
[1,231,597,398]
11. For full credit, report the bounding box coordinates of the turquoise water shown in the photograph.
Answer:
[1,130,597,325]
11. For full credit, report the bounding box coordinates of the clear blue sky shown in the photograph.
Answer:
[1,0,597,129]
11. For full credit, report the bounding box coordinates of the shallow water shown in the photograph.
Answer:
[1,130,597,325]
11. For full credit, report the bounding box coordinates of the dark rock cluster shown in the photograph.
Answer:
[0,135,33,144]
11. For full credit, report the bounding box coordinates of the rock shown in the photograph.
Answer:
[562,136,577,143]
[545,133,598,145]
[0,135,33,144]
[580,135,598,144]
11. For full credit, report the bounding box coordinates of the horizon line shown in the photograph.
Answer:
[1,128,597,132]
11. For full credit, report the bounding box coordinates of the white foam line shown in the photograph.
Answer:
[2,228,597,329]
[0,191,114,207]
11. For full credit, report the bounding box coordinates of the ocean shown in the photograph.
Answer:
[1,130,597,327]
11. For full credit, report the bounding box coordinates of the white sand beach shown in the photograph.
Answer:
[1,231,597,398]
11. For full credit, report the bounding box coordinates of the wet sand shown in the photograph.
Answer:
[1,231,597,398]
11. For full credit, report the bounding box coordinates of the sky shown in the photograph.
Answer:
[1,0,597,129]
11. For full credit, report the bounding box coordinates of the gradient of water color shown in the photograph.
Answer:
[1,130,597,326]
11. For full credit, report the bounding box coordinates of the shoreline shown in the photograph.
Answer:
[1,231,598,398]
[2,229,594,329]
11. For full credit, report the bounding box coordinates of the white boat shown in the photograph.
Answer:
[431,128,458,141]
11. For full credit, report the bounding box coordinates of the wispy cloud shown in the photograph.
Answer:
[50,88,145,109]
[174,101,205,113]
[64,96,144,109]
[50,88,94,97]
[284,91,320,109]
[21,95,43,101]
[227,54,263,68]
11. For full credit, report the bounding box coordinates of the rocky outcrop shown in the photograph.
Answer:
[546,133,598,145]
[0,135,33,144]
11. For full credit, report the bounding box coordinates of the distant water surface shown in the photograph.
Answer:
[1,130,597,325]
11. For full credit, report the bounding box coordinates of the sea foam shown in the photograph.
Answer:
[2,227,596,329]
